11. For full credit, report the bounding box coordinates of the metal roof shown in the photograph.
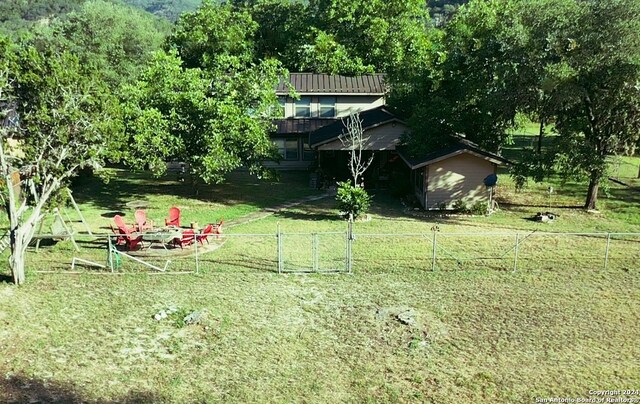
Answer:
[397,138,510,169]
[309,106,403,147]
[276,73,386,95]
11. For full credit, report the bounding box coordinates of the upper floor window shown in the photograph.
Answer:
[319,96,336,118]
[294,96,311,118]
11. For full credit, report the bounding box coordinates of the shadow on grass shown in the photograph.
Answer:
[200,257,279,273]
[72,169,317,213]
[273,209,337,222]
[0,373,167,403]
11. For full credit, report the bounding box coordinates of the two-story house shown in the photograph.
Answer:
[271,73,393,170]
[272,73,508,210]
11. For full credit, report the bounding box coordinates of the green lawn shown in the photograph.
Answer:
[1,167,640,402]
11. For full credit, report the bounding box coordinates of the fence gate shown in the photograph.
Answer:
[278,231,350,273]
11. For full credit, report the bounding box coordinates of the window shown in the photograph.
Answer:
[303,139,315,161]
[294,97,311,118]
[274,138,299,160]
[277,96,286,118]
[319,96,336,118]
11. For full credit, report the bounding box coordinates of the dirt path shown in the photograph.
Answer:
[225,191,334,229]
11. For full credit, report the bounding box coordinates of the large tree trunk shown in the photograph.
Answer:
[9,230,26,285]
[585,171,600,210]
[537,119,545,153]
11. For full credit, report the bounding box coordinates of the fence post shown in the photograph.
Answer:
[604,233,611,270]
[107,235,114,272]
[277,223,283,274]
[194,233,199,274]
[513,233,520,272]
[346,220,353,274]
[312,233,319,272]
[431,231,437,271]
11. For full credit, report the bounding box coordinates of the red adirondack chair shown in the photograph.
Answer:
[172,229,195,249]
[213,219,223,238]
[114,215,143,250]
[196,224,213,245]
[117,224,144,250]
[114,215,134,232]
[135,210,154,232]
[109,224,126,246]
[196,219,224,245]
[165,207,181,227]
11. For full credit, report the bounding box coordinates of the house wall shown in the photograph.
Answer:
[317,122,406,151]
[281,95,384,119]
[424,153,497,209]
[264,134,315,170]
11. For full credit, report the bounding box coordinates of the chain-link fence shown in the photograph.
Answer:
[18,228,640,276]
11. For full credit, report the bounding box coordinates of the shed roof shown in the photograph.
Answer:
[397,138,510,169]
[276,73,386,95]
[309,106,404,148]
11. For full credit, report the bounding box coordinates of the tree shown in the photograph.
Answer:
[56,0,170,88]
[397,0,536,155]
[167,1,257,70]
[400,0,640,210]
[0,39,123,284]
[231,0,310,66]
[339,113,374,186]
[334,113,374,220]
[516,0,640,209]
[124,2,288,187]
[307,0,435,75]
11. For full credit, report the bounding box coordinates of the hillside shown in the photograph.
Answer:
[121,0,201,22]
[0,0,201,36]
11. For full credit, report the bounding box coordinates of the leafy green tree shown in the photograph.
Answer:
[307,0,435,74]
[123,50,285,187]
[231,0,309,65]
[296,29,373,75]
[399,0,536,154]
[234,0,436,75]
[0,38,123,284]
[526,0,640,209]
[168,1,257,70]
[123,0,288,189]
[401,0,640,210]
[55,0,170,88]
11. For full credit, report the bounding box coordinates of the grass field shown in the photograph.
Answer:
[1,163,640,402]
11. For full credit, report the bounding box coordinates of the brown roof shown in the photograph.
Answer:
[276,73,386,95]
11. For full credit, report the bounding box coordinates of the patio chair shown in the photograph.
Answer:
[114,215,135,232]
[109,224,126,246]
[213,219,223,239]
[118,226,144,250]
[135,209,154,232]
[172,229,195,249]
[165,207,181,227]
[196,224,214,245]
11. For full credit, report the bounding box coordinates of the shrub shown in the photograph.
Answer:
[451,199,469,213]
[470,201,489,216]
[336,181,372,220]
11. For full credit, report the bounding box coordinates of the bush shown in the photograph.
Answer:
[336,181,372,220]
[451,199,469,213]
[470,201,489,216]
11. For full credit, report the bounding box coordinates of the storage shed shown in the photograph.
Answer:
[398,139,509,210]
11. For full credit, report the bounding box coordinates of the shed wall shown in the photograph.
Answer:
[426,153,496,209]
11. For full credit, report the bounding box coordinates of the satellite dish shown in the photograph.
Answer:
[484,174,498,187]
